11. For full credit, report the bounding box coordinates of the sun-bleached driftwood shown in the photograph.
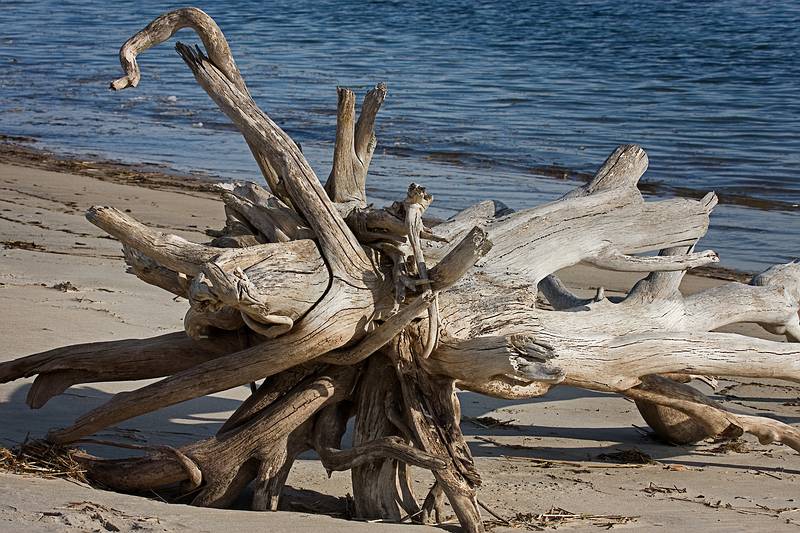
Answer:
[3,8,799,533]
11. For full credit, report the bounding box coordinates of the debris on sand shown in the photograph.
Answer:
[51,281,79,292]
[464,415,519,429]
[709,438,750,454]
[596,448,657,464]
[1,240,45,251]
[485,506,638,531]
[642,482,686,495]
[0,439,87,484]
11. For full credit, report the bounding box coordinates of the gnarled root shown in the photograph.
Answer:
[3,8,799,533]
[76,365,359,508]
[385,335,484,532]
[625,375,800,452]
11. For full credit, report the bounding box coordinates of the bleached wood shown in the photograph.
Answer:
[324,83,387,206]
[423,334,564,384]
[122,245,189,297]
[88,206,317,276]
[174,43,373,280]
[3,9,798,532]
[0,332,239,408]
[218,188,313,242]
[583,247,719,272]
[111,7,247,93]
[561,143,648,199]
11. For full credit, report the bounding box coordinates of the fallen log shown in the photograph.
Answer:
[2,8,798,532]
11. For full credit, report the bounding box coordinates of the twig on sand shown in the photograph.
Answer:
[478,499,511,525]
[465,416,520,430]
[642,482,686,495]
[485,506,638,531]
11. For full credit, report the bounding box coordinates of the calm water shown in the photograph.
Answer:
[0,0,798,270]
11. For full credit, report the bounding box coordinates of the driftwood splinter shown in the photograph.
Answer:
[2,8,799,532]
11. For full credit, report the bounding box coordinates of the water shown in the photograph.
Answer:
[0,0,798,271]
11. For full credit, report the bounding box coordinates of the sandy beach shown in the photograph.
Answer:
[1,153,798,532]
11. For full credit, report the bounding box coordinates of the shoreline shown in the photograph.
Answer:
[0,136,755,283]
[3,132,798,214]
[0,135,221,197]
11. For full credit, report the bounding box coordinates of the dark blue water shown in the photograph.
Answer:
[1,0,798,270]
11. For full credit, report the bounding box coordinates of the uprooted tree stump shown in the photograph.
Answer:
[2,8,799,532]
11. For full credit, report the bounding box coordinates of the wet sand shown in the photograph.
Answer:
[1,159,798,532]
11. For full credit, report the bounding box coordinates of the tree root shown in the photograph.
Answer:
[1,8,797,533]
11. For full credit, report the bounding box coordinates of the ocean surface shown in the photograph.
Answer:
[1,0,798,271]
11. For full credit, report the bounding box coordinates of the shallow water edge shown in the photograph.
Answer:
[0,135,763,282]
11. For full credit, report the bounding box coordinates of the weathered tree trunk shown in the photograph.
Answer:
[2,8,799,532]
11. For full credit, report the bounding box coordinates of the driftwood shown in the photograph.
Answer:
[2,8,799,532]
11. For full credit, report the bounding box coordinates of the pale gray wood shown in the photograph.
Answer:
[3,9,799,532]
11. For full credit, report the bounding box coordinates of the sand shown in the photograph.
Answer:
[1,160,798,532]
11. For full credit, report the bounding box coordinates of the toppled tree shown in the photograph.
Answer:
[2,8,799,532]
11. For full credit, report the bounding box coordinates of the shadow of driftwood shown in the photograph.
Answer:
[1,379,797,480]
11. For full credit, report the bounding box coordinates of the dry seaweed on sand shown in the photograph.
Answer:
[51,281,79,292]
[596,448,657,465]
[708,438,750,454]
[485,506,638,531]
[1,240,45,251]
[0,439,88,484]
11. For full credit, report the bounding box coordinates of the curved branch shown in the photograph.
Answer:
[111,7,247,94]
[0,331,240,408]
[318,436,447,473]
[537,274,594,310]
[584,247,719,272]
[626,245,694,302]
[111,8,371,278]
[110,7,298,205]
